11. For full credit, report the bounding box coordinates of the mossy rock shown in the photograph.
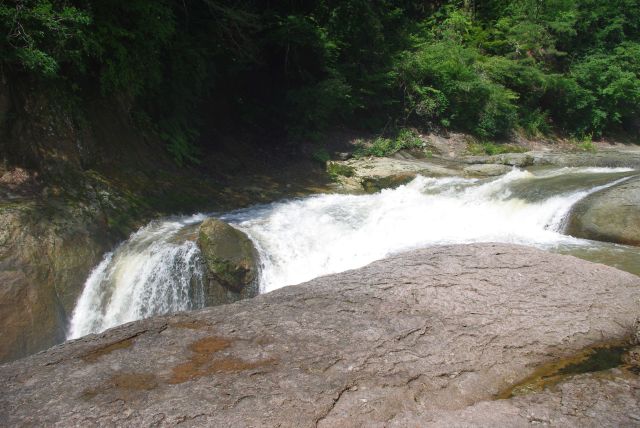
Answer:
[197,218,259,298]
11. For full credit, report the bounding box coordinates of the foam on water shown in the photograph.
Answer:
[68,168,637,338]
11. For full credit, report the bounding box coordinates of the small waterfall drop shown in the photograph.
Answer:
[68,167,637,338]
[67,215,207,339]
[227,168,634,292]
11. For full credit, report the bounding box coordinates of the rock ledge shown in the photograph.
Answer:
[1,243,639,426]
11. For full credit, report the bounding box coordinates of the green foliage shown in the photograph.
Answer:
[0,1,91,76]
[2,0,639,164]
[398,39,518,138]
[519,109,551,138]
[355,129,423,158]
[467,141,527,156]
[160,119,201,167]
[327,162,355,180]
[311,148,331,164]
[569,134,597,153]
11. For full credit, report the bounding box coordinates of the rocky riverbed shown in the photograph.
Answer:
[1,244,639,426]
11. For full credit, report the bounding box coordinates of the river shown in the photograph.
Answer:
[68,166,639,339]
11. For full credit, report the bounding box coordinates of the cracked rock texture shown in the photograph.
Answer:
[1,243,640,427]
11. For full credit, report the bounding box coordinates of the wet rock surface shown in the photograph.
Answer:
[197,218,259,305]
[420,370,640,427]
[2,243,639,427]
[566,175,640,246]
[463,163,513,177]
[328,156,462,192]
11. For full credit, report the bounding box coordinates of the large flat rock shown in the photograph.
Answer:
[1,243,640,426]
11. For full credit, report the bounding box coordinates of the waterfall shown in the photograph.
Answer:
[67,215,208,339]
[68,167,636,339]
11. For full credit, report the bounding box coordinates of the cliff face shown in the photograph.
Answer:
[1,244,639,426]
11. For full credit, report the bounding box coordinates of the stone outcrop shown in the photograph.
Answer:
[531,149,640,169]
[463,163,512,177]
[462,152,534,167]
[197,218,259,305]
[566,175,640,246]
[2,243,639,426]
[328,157,461,192]
[0,197,120,363]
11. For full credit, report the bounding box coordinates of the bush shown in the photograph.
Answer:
[311,148,331,164]
[397,40,518,138]
[354,129,423,158]
[467,141,527,156]
[520,109,551,138]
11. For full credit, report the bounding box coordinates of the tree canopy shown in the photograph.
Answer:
[2,0,639,161]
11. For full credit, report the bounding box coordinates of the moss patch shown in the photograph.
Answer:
[497,340,633,399]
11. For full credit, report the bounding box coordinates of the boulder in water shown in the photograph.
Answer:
[566,175,640,246]
[197,218,259,304]
[2,244,640,426]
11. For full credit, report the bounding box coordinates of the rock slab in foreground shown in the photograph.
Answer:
[1,244,640,427]
[566,175,640,246]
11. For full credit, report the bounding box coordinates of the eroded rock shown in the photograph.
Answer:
[328,157,462,192]
[1,244,639,426]
[464,163,512,177]
[197,218,259,305]
[0,199,116,363]
[566,175,640,246]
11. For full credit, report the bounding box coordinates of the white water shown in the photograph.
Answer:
[67,214,208,339]
[68,167,636,338]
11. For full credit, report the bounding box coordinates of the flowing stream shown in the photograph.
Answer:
[68,167,639,339]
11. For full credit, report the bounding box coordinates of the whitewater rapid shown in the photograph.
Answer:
[67,215,208,339]
[68,167,637,339]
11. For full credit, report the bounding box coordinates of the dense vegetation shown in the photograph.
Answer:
[2,0,639,162]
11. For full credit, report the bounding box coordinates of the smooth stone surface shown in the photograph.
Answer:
[2,243,639,427]
[566,175,640,246]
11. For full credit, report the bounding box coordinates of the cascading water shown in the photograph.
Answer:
[67,214,208,339]
[68,167,638,339]
[227,167,635,292]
